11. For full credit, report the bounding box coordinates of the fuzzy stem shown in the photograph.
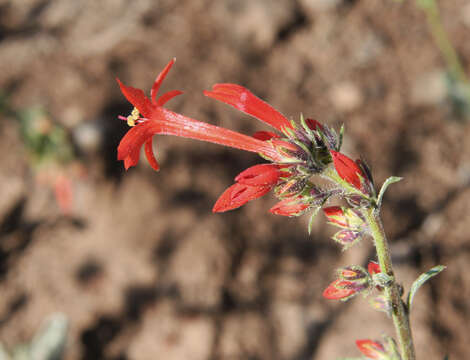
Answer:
[363,208,416,360]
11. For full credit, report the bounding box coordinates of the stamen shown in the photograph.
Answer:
[125,107,141,127]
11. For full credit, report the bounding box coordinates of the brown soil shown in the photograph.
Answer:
[0,0,469,359]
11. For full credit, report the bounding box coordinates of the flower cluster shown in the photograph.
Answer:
[322,261,381,300]
[116,59,373,217]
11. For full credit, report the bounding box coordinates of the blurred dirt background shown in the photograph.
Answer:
[0,0,469,359]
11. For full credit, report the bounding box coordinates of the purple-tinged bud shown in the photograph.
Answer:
[338,265,369,281]
[332,229,362,249]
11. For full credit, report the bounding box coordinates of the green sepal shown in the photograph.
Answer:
[407,265,446,311]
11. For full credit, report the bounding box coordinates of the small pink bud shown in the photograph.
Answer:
[332,229,362,249]
[338,266,368,281]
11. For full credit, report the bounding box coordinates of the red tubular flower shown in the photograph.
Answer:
[355,339,386,360]
[322,279,356,300]
[117,59,283,171]
[203,84,292,132]
[330,150,365,191]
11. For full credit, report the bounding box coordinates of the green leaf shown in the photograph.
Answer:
[407,265,446,311]
[377,176,403,209]
[307,206,321,235]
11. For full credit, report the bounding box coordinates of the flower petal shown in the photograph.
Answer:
[212,182,271,213]
[116,78,154,119]
[117,121,157,170]
[144,138,160,171]
[156,90,183,107]
[235,164,280,186]
[151,58,176,104]
[204,84,292,131]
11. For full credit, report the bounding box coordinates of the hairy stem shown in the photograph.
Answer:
[363,208,416,360]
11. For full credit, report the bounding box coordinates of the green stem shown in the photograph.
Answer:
[363,208,416,360]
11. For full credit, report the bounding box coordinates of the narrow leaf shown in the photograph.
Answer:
[308,206,321,235]
[377,176,402,209]
[407,265,446,310]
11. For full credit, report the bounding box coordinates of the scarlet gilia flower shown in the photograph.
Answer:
[117,59,344,214]
[355,339,387,360]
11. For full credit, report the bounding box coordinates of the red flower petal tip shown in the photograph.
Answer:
[204,84,292,131]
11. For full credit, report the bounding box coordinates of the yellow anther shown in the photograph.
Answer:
[127,116,135,127]
[126,107,140,127]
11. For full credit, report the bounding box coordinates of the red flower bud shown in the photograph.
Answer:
[269,196,309,217]
[305,118,324,131]
[330,150,365,191]
[323,206,347,227]
[213,183,271,213]
[338,266,368,281]
[355,339,386,360]
[322,279,357,300]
